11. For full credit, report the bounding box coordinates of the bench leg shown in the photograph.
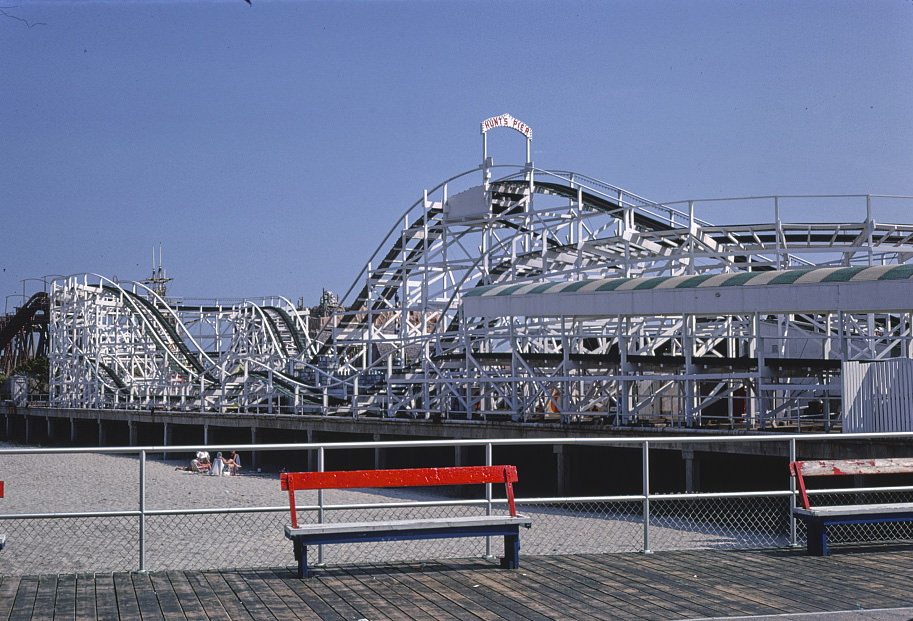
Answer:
[500,533,520,569]
[805,521,828,556]
[292,538,310,578]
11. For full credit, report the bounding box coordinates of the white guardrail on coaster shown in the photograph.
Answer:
[2,432,913,575]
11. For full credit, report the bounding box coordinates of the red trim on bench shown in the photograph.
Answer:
[0,481,3,498]
[790,458,913,511]
[281,466,520,529]
[789,462,811,510]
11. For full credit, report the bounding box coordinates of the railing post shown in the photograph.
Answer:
[789,437,798,547]
[485,442,493,513]
[139,449,146,571]
[485,442,493,559]
[642,440,652,554]
[317,445,326,567]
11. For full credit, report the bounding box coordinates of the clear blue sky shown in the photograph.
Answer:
[2,0,912,309]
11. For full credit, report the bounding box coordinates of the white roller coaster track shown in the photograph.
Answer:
[48,163,913,430]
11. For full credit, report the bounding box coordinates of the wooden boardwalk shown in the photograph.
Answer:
[2,548,913,619]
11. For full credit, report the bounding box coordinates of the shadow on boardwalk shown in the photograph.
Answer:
[3,548,913,619]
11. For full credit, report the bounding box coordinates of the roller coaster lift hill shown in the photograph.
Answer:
[8,116,913,432]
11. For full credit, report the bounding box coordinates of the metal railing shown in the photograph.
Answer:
[2,432,913,575]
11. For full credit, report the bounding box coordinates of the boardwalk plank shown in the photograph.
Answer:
[777,550,913,610]
[322,566,406,620]
[270,566,353,620]
[738,554,847,612]
[248,570,305,620]
[652,551,789,616]
[656,555,807,614]
[437,559,571,621]
[165,570,211,620]
[112,572,141,620]
[634,551,767,615]
[74,573,97,621]
[633,552,759,617]
[799,549,911,590]
[199,570,255,620]
[569,554,703,619]
[321,571,396,620]
[92,574,119,621]
[386,561,488,620]
[527,554,654,618]
[426,559,543,621]
[384,561,494,621]
[217,570,276,620]
[52,574,77,621]
[8,574,37,620]
[595,552,737,617]
[226,569,299,621]
[147,573,185,619]
[185,570,233,621]
[558,553,691,617]
[253,567,337,620]
[130,572,164,620]
[0,576,22,619]
[365,562,464,620]
[414,560,525,621]
[543,558,676,613]
[33,574,58,619]
[689,552,793,616]
[338,565,433,620]
[490,555,640,619]
[5,549,913,619]
[841,551,913,602]
[680,549,909,616]
[351,563,446,620]
[740,551,874,611]
[587,552,729,618]
[672,555,764,616]
[531,553,660,616]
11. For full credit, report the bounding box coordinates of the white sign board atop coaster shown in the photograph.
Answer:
[481,113,533,140]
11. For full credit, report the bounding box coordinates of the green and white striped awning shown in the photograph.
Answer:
[464,264,913,299]
[462,265,913,318]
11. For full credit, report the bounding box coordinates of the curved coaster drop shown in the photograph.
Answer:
[46,131,913,430]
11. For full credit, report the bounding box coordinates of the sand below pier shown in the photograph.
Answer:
[0,442,783,575]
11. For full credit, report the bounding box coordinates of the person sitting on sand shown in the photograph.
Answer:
[187,451,211,473]
[211,451,227,476]
[227,451,241,476]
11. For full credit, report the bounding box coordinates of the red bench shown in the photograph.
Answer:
[1,481,5,550]
[280,465,531,578]
[790,458,913,555]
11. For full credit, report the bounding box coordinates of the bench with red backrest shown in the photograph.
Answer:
[790,458,913,555]
[1,481,5,550]
[280,465,531,578]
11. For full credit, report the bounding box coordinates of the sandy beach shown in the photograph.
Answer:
[0,442,786,575]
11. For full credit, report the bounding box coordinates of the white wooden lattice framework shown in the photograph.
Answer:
[47,148,913,429]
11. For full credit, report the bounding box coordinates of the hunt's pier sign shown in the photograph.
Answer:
[481,113,533,140]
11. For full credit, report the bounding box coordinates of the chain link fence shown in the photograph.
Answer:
[2,435,913,575]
